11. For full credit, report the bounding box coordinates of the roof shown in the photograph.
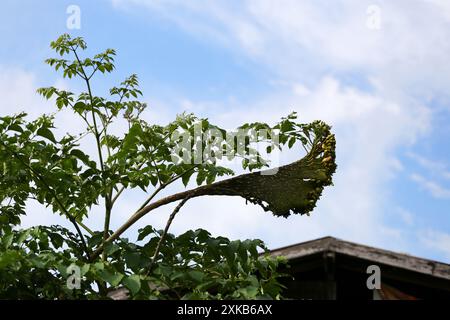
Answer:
[269,236,450,281]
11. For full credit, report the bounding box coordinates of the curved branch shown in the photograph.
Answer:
[148,196,191,272]
[90,126,336,260]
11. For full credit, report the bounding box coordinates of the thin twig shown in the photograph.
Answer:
[87,56,105,80]
[147,196,191,273]
[136,165,197,212]
[78,220,94,236]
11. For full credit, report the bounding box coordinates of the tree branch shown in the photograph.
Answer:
[90,137,336,260]
[90,185,202,260]
[147,196,191,273]
[70,45,112,259]
[90,167,198,260]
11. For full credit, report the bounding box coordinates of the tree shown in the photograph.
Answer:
[0,34,336,299]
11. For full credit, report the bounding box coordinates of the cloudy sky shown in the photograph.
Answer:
[1,0,450,262]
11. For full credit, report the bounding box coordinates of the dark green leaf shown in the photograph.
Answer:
[99,270,123,287]
[36,127,57,143]
[122,275,141,295]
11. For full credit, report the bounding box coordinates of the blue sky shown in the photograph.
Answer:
[2,0,450,262]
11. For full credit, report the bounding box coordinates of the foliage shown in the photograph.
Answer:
[0,34,335,299]
[0,224,286,299]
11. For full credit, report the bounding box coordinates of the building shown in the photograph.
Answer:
[270,236,450,300]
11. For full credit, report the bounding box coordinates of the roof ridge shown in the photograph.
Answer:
[270,236,338,253]
[272,236,449,267]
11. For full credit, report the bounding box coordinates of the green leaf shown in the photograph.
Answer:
[99,270,123,287]
[122,274,141,295]
[124,251,141,269]
[70,149,91,166]
[73,101,86,113]
[206,172,216,185]
[80,264,90,276]
[88,233,104,248]
[16,230,30,245]
[248,240,260,259]
[49,233,64,249]
[0,250,21,269]
[288,137,296,148]
[182,170,194,187]
[2,233,14,249]
[238,285,259,298]
[196,280,218,292]
[196,171,206,185]
[237,244,249,272]
[92,262,105,272]
[36,127,57,143]
[137,225,155,241]
[104,242,121,256]
[8,124,23,133]
[149,175,158,187]
[188,270,205,283]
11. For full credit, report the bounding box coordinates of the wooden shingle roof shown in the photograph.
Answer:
[270,236,450,281]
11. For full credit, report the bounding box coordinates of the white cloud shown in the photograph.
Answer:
[419,229,450,261]
[3,1,447,262]
[0,66,87,134]
[112,0,450,97]
[396,207,414,226]
[408,152,450,180]
[105,0,446,253]
[425,0,450,21]
[0,67,45,117]
[118,75,429,252]
[410,173,450,199]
